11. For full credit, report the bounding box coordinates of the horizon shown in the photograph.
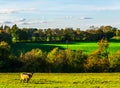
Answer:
[0,0,120,30]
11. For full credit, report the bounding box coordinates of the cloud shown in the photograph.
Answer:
[88,6,120,11]
[40,21,50,24]
[14,18,26,22]
[0,18,26,25]
[84,5,120,11]
[0,8,36,14]
[3,21,12,24]
[18,18,26,22]
[50,4,120,12]
[0,20,13,25]
[80,17,93,20]
[21,22,37,25]
[0,9,17,14]
[21,22,31,25]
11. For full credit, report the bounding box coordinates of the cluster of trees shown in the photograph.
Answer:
[0,24,120,43]
[0,39,120,72]
[0,24,120,72]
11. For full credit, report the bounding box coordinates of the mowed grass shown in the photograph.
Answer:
[0,73,120,88]
[11,41,120,55]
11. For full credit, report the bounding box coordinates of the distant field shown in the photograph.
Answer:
[11,41,120,55]
[0,73,120,88]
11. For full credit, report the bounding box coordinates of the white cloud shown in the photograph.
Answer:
[80,17,93,20]
[88,6,120,11]
[0,20,13,25]
[21,22,30,25]
[0,9,17,14]
[3,21,12,24]
[0,8,36,14]
[21,22,37,25]
[14,18,26,22]
[46,4,120,12]
[40,21,48,23]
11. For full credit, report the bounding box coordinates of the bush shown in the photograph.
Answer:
[84,55,109,72]
[20,48,47,72]
[109,50,120,72]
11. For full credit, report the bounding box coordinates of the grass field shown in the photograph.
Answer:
[11,41,120,55]
[0,73,120,88]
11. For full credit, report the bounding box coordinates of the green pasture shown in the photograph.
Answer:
[0,73,120,88]
[11,41,120,55]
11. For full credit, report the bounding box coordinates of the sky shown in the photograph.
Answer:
[0,0,120,30]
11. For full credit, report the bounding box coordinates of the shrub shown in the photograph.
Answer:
[109,50,120,72]
[20,48,47,72]
[84,55,109,72]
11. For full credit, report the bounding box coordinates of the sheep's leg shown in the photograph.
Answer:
[20,79,23,83]
[26,79,29,83]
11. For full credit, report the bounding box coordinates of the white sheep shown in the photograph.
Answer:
[20,72,33,83]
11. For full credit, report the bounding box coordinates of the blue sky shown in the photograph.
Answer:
[0,0,120,30]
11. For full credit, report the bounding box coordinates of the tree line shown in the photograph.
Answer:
[0,39,120,72]
[0,24,120,72]
[0,24,120,43]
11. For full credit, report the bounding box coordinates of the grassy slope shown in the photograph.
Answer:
[11,41,120,56]
[0,73,120,88]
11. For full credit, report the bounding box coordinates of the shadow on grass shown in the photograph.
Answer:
[11,42,65,56]
[11,41,95,56]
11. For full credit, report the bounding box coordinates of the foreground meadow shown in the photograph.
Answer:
[0,73,120,88]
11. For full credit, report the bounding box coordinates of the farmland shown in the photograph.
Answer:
[11,41,120,55]
[0,73,120,88]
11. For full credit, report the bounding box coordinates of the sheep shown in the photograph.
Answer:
[20,72,33,83]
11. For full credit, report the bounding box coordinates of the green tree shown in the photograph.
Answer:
[20,48,46,72]
[45,28,52,41]
[97,38,109,59]
[0,41,11,72]
[0,32,12,43]
[11,24,19,42]
[16,29,30,41]
[63,28,75,41]
[0,41,11,59]
[47,47,59,72]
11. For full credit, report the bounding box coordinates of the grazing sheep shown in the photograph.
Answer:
[20,72,33,83]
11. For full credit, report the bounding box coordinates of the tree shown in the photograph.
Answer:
[47,47,59,72]
[0,41,11,59]
[116,29,120,37]
[20,48,47,72]
[45,28,53,41]
[84,39,110,72]
[0,41,11,72]
[97,38,109,59]
[0,32,12,43]
[74,49,87,72]
[100,26,115,39]
[33,29,44,41]
[16,29,30,41]
[4,25,11,34]
[63,28,75,41]
[11,24,19,42]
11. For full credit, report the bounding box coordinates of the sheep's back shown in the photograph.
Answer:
[20,73,29,80]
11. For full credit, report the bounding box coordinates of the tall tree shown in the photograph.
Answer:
[11,24,19,42]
